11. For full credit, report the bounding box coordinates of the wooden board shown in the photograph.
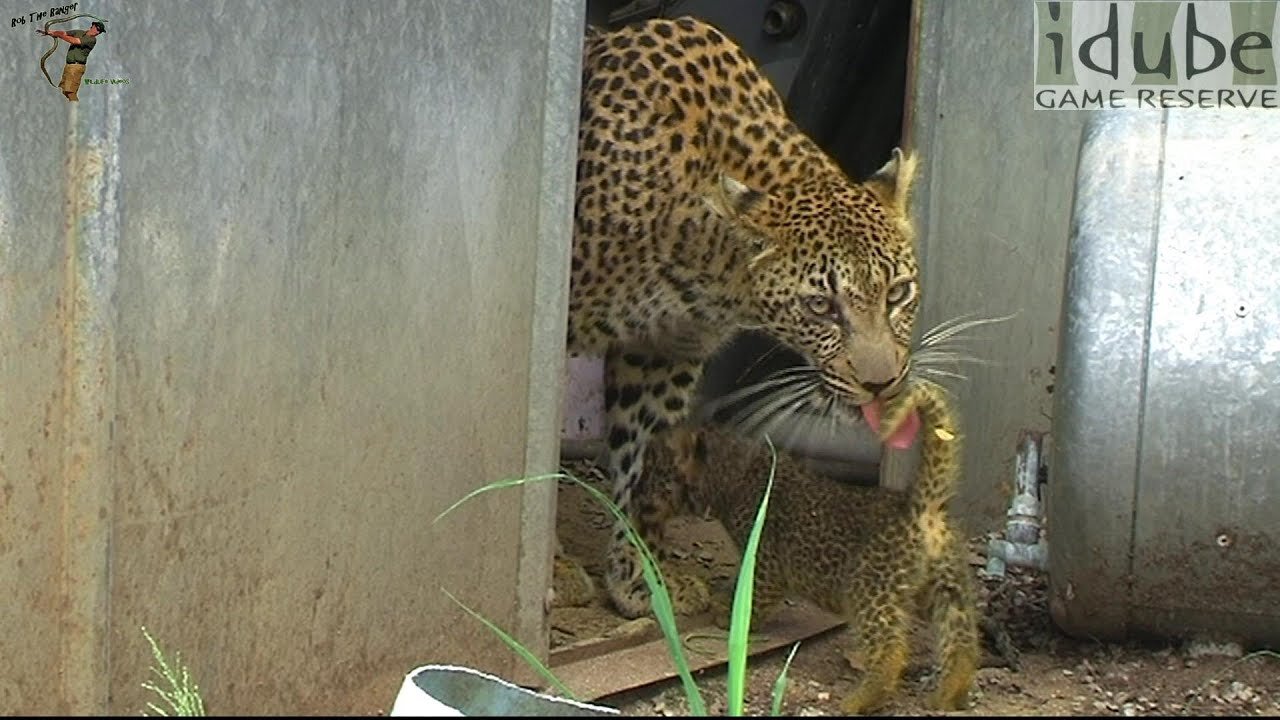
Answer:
[547,604,846,701]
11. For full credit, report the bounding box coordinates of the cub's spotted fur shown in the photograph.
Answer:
[560,15,923,618]
[648,379,979,714]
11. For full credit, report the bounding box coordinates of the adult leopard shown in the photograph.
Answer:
[563,15,922,618]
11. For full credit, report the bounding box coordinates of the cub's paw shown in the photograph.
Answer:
[665,571,712,615]
[550,555,597,609]
[931,643,978,710]
[840,685,893,716]
[928,684,973,713]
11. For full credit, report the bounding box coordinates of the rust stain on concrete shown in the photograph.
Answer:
[55,111,113,716]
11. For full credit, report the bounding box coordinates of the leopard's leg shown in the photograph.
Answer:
[923,544,981,710]
[602,346,709,619]
[841,587,912,715]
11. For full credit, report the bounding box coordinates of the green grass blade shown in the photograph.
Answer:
[523,474,707,716]
[441,588,579,702]
[633,540,706,717]
[434,471,707,716]
[434,473,569,524]
[769,642,801,716]
[726,436,778,716]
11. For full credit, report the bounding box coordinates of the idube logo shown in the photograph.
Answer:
[1034,1,1278,109]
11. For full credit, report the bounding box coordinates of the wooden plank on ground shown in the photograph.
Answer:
[546,604,846,701]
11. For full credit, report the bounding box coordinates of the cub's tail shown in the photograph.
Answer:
[873,379,963,517]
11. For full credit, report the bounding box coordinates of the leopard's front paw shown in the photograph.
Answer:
[605,546,653,619]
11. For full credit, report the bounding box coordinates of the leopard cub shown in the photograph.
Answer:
[648,379,979,714]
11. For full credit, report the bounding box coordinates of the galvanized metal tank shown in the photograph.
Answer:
[1049,110,1280,646]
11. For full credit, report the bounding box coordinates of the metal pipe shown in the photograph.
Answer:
[985,432,1049,576]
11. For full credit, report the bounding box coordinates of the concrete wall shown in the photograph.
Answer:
[0,0,583,714]
[897,0,1089,526]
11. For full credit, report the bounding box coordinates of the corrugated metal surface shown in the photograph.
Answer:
[1050,110,1280,645]
[0,0,583,713]
[899,0,1089,523]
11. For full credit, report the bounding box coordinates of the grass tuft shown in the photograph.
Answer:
[140,626,206,717]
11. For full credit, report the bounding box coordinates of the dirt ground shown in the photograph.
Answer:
[552,458,1280,717]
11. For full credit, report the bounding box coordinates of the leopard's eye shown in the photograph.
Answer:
[804,295,833,317]
[887,280,915,306]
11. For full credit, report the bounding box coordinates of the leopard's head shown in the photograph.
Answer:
[658,426,713,513]
[705,149,921,422]
[644,426,713,519]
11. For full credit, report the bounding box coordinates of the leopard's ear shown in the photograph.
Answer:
[704,173,764,220]
[865,147,919,212]
[705,174,776,265]
[706,174,773,266]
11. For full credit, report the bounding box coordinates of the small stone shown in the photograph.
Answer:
[1062,669,1074,676]
[816,691,830,701]
[1187,639,1244,658]
[1121,702,1138,716]
[1225,681,1254,703]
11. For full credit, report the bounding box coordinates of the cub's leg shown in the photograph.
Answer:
[709,553,787,633]
[602,347,709,618]
[841,591,912,715]
[923,544,981,710]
